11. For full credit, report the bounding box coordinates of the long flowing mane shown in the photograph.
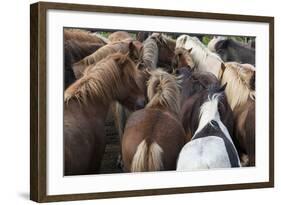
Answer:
[221,62,255,110]
[65,53,139,105]
[146,70,181,117]
[64,29,107,44]
[142,37,159,69]
[176,35,223,67]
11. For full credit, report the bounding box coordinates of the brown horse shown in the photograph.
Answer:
[64,53,147,175]
[172,47,194,71]
[108,31,133,43]
[139,33,176,72]
[221,62,255,166]
[176,68,234,143]
[151,33,176,73]
[64,29,108,44]
[64,40,103,89]
[122,70,186,172]
[72,40,143,79]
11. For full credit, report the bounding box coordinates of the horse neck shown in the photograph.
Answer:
[65,99,110,123]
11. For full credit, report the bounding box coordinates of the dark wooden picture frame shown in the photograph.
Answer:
[30,1,274,202]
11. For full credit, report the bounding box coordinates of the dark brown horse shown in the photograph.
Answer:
[122,70,186,172]
[176,68,234,143]
[64,53,147,175]
[64,40,103,89]
[72,40,143,79]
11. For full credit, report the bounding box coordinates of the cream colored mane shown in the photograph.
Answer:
[146,69,181,117]
[221,62,255,110]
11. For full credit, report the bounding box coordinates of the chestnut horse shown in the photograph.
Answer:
[122,70,186,172]
[72,40,143,79]
[64,53,146,175]
[221,62,256,166]
[172,47,194,72]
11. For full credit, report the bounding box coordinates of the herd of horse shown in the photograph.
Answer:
[63,29,255,175]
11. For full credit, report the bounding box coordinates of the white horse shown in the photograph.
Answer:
[176,35,224,79]
[176,91,241,171]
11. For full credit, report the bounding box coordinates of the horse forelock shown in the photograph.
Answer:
[146,70,181,117]
[221,63,255,110]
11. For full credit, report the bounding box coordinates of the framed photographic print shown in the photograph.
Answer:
[30,1,274,202]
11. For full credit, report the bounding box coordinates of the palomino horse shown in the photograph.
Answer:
[208,36,255,66]
[122,70,186,172]
[64,53,147,175]
[64,40,103,89]
[64,29,108,44]
[176,35,224,79]
[108,31,133,43]
[72,40,143,79]
[177,85,241,171]
[221,62,256,166]
[176,69,234,143]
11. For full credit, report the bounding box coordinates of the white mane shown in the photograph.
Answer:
[176,35,223,78]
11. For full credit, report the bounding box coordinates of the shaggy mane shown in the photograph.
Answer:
[142,37,159,70]
[65,53,139,105]
[221,62,255,110]
[146,69,181,117]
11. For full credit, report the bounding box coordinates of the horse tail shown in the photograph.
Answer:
[131,140,164,172]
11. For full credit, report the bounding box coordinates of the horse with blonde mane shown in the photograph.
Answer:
[64,53,147,175]
[220,62,256,166]
[64,29,108,44]
[122,70,186,172]
[72,40,143,79]
[176,34,225,79]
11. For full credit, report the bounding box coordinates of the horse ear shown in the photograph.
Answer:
[216,39,229,50]
[218,83,227,92]
[187,48,193,53]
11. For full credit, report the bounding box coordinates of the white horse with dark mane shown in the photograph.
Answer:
[176,86,241,171]
[176,35,224,79]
